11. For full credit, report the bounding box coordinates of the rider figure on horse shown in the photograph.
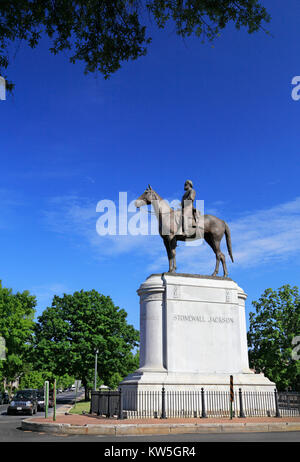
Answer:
[181,180,197,237]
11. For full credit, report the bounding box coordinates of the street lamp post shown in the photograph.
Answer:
[94,349,99,391]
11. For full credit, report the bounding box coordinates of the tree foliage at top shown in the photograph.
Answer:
[0,1,270,92]
[248,285,300,391]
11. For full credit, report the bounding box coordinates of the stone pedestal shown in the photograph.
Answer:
[120,273,274,392]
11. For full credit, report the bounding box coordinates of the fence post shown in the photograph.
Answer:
[97,391,101,416]
[160,386,166,419]
[238,388,246,418]
[230,375,234,420]
[274,389,281,418]
[118,388,124,420]
[107,391,111,418]
[89,391,93,414]
[201,388,207,418]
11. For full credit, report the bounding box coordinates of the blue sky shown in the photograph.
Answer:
[0,0,299,332]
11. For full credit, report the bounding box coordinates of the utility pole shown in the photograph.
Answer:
[53,379,57,422]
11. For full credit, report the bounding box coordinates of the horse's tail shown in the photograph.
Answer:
[224,221,234,263]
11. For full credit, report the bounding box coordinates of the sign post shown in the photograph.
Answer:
[53,379,57,421]
[74,380,81,408]
[44,381,49,419]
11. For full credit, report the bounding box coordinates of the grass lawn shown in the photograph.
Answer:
[69,400,91,415]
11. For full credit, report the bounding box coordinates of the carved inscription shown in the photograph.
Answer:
[173,286,180,299]
[173,314,234,323]
[225,289,233,303]
[168,285,180,299]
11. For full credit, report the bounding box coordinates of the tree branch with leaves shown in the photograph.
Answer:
[0,0,270,93]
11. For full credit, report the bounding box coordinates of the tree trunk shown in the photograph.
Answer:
[82,378,89,401]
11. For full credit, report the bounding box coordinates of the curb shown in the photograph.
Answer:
[21,419,300,436]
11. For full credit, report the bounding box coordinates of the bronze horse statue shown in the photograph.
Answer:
[135,185,234,277]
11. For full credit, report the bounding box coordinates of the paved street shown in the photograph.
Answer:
[0,392,299,443]
[0,390,83,442]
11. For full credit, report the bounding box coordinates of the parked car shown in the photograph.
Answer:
[36,389,54,411]
[0,392,9,404]
[7,389,38,415]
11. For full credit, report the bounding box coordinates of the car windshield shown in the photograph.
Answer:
[14,391,34,400]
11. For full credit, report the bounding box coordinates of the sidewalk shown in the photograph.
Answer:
[22,412,300,436]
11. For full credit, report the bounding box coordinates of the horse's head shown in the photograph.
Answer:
[135,185,156,208]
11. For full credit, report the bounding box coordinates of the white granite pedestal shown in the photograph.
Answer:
[120,273,274,393]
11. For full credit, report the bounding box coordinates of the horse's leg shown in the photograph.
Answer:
[212,248,221,277]
[220,251,228,277]
[214,227,229,277]
[204,233,220,276]
[213,242,228,277]
[163,237,172,272]
[203,217,230,277]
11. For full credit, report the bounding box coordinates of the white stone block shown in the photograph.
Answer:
[120,274,275,393]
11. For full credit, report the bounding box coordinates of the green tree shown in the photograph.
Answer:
[103,347,139,390]
[56,373,75,391]
[19,367,75,391]
[19,369,46,389]
[34,289,139,399]
[0,282,36,396]
[0,1,270,92]
[248,285,300,391]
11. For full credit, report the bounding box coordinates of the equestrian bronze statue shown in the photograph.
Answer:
[135,184,234,277]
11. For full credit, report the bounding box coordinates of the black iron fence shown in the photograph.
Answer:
[90,390,121,417]
[278,392,300,415]
[90,388,300,420]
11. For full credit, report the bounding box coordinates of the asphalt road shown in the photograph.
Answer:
[0,390,81,442]
[0,392,299,443]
